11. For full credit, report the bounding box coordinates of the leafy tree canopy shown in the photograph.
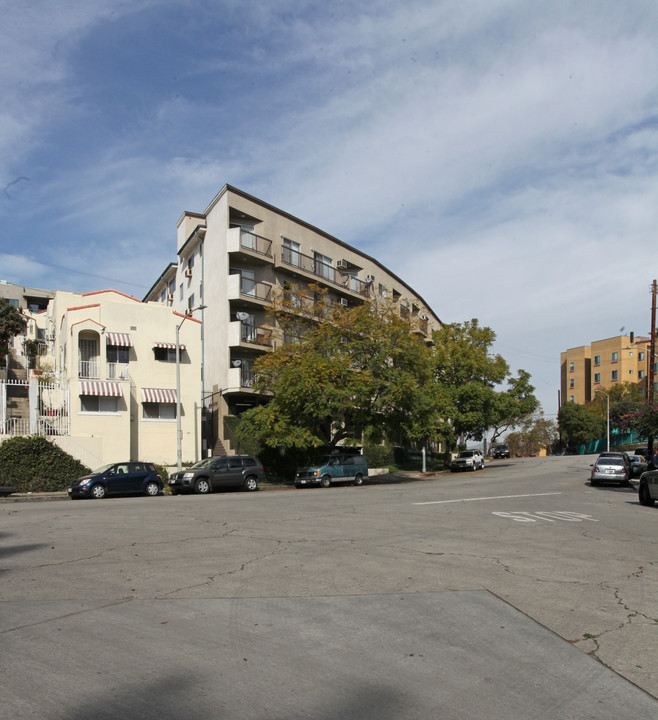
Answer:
[235,286,449,451]
[558,402,606,447]
[506,411,558,457]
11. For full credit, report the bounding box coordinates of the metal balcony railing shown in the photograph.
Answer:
[78,360,99,378]
[239,230,273,258]
[280,249,370,297]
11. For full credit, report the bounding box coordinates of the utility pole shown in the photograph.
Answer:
[648,280,657,455]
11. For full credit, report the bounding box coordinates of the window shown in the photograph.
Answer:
[154,347,177,362]
[314,252,333,281]
[629,369,634,375]
[282,237,301,267]
[8,298,19,307]
[188,254,194,270]
[612,370,618,380]
[569,379,574,388]
[107,345,129,364]
[594,373,600,383]
[639,352,645,361]
[611,351,618,362]
[179,283,183,300]
[81,396,118,413]
[378,283,388,299]
[188,292,195,310]
[594,355,600,365]
[143,402,176,420]
[569,395,574,402]
[569,361,574,372]
[639,370,645,379]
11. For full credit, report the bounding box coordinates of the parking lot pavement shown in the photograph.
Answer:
[2,591,657,720]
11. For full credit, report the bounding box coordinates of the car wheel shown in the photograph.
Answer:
[590,478,598,487]
[194,478,211,494]
[90,484,106,499]
[320,475,332,488]
[353,473,364,486]
[639,482,655,506]
[145,481,160,496]
[244,476,259,492]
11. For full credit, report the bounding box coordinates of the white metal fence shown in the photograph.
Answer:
[1,379,70,437]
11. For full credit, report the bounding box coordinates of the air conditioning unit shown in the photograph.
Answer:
[339,298,348,307]
[365,275,375,283]
[184,267,193,278]
[336,259,349,270]
[167,293,174,303]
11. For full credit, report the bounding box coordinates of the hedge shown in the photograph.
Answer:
[0,436,91,493]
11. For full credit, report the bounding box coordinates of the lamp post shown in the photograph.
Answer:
[595,388,610,452]
[176,305,206,472]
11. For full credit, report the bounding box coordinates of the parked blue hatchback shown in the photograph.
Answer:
[68,462,163,499]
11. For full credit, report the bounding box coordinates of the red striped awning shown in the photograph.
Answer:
[141,388,178,404]
[79,381,123,397]
[106,332,133,347]
[153,342,186,351]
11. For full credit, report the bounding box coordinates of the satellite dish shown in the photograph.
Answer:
[236,312,250,321]
[231,360,242,367]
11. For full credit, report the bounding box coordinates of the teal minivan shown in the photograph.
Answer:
[294,452,368,488]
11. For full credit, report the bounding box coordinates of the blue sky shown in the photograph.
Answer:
[2,1,658,419]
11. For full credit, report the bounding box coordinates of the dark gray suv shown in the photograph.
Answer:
[169,455,265,494]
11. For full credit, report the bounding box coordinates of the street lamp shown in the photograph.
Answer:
[176,305,206,472]
[595,388,610,452]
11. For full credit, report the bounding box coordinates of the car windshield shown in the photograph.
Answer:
[459,451,475,458]
[92,463,117,474]
[599,458,624,466]
[187,458,214,470]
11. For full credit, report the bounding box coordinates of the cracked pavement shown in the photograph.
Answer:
[1,456,657,717]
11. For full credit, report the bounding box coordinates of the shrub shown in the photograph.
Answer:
[0,436,91,493]
[363,444,394,468]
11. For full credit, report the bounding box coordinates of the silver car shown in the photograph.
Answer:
[638,469,658,506]
[627,454,647,478]
[590,455,630,487]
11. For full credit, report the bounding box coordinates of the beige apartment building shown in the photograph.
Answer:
[10,289,203,469]
[560,334,654,406]
[144,184,441,455]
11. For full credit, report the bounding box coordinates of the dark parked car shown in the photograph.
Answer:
[638,469,658,506]
[590,454,631,487]
[627,454,647,478]
[295,452,368,488]
[169,455,265,494]
[68,462,163,499]
[491,444,510,459]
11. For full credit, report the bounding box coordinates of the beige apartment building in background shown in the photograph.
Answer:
[1,289,202,469]
[144,184,441,456]
[560,334,655,406]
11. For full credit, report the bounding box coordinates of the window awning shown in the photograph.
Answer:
[141,388,178,404]
[153,342,186,351]
[79,381,123,397]
[106,332,133,347]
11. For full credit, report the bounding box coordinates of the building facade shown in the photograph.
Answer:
[144,185,441,455]
[1,289,202,470]
[560,334,655,406]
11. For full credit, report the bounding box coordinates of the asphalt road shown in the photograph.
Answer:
[1,455,657,718]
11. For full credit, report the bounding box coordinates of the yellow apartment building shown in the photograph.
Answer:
[560,334,654,406]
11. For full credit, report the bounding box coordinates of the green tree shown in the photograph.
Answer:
[488,369,540,448]
[588,382,645,430]
[0,298,27,359]
[558,402,606,447]
[431,319,521,446]
[506,411,558,457]
[235,286,447,451]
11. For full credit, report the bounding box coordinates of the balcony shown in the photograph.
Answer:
[276,248,370,298]
[228,365,256,390]
[227,227,273,265]
[78,360,99,379]
[227,273,273,306]
[108,362,130,380]
[228,321,273,350]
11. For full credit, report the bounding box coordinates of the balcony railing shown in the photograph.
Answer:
[239,229,273,258]
[108,362,130,380]
[279,248,370,297]
[241,323,273,348]
[78,360,99,378]
[240,278,272,303]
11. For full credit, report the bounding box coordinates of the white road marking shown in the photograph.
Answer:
[492,511,598,523]
[413,492,562,506]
